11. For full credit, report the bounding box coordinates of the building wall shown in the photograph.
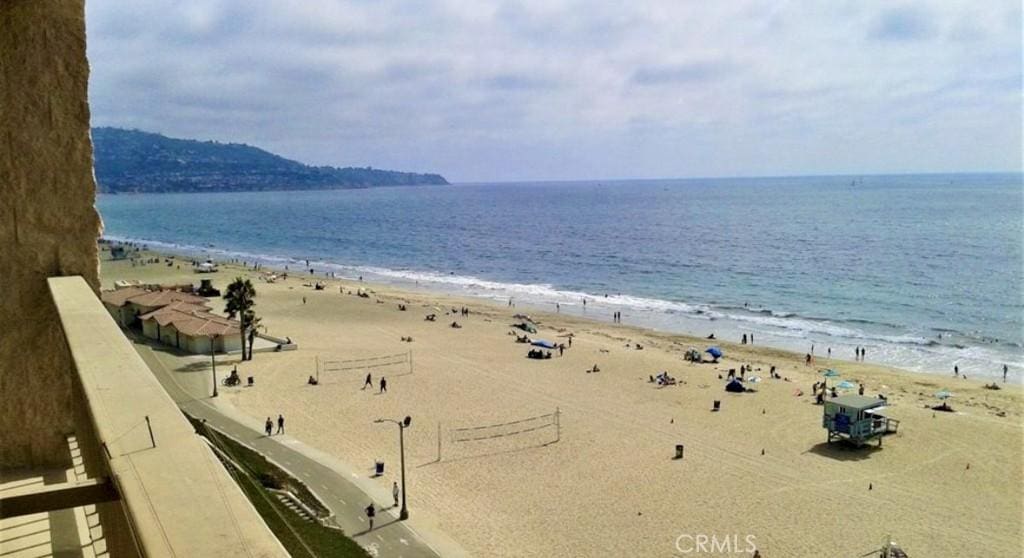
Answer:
[219,335,243,354]
[142,319,160,341]
[0,0,102,469]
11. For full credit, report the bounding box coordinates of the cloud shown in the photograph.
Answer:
[85,0,1022,181]
[869,5,936,41]
[632,62,733,85]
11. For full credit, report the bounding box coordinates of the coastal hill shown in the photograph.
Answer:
[91,127,448,193]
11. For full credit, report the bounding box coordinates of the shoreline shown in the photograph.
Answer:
[101,235,1022,383]
[100,248,1023,557]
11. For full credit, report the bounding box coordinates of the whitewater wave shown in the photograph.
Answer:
[103,234,1023,379]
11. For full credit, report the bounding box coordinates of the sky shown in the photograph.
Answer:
[86,1,1022,183]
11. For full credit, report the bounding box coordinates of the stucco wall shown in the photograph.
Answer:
[0,0,102,468]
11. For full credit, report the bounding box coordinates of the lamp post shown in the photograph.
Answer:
[211,334,218,397]
[374,416,411,520]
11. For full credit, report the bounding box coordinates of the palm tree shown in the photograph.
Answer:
[223,277,257,361]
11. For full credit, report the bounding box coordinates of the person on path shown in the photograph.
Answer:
[276,414,285,434]
[264,417,273,437]
[366,503,376,530]
[363,373,372,390]
[392,482,400,508]
[380,377,387,393]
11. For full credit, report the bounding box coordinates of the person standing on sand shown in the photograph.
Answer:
[750,333,754,344]
[265,417,273,437]
[277,414,285,434]
[568,336,573,348]
[363,373,372,390]
[392,482,400,508]
[559,344,564,356]
[742,334,747,345]
[1004,364,1009,382]
[556,303,560,313]
[380,377,387,393]
[954,365,959,377]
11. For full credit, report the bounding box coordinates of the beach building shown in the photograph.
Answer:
[822,395,899,446]
[139,301,242,354]
[100,287,209,328]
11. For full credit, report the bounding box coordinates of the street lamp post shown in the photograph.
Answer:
[375,416,411,520]
[211,334,218,397]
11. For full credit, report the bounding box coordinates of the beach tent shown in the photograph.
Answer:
[705,346,723,359]
[821,369,841,378]
[835,380,857,390]
[515,322,537,334]
[531,339,556,349]
[725,379,745,393]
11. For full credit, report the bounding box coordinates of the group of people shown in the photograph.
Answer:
[612,311,622,323]
[741,333,754,345]
[650,371,677,386]
[363,373,388,393]
[527,349,553,359]
[854,346,867,361]
[264,414,285,436]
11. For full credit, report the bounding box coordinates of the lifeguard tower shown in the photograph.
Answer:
[823,395,899,446]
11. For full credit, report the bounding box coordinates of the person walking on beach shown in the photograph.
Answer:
[750,333,754,344]
[742,334,747,345]
[568,336,573,348]
[1004,364,1009,383]
[556,303,560,313]
[558,344,564,357]
[861,347,866,361]
[264,417,273,437]
[379,377,387,393]
[392,482,400,508]
[276,414,285,435]
[363,373,372,390]
[954,365,959,377]
[365,503,376,530]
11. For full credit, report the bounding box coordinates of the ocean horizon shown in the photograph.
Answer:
[97,172,1023,382]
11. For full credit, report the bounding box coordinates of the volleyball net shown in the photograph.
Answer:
[449,410,559,443]
[314,350,413,383]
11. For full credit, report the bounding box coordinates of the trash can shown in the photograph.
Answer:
[674,444,684,460]
[713,400,721,412]
[374,461,385,476]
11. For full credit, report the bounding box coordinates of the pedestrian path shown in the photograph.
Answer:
[131,340,449,558]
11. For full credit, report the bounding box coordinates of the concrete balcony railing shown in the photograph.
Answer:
[0,276,286,557]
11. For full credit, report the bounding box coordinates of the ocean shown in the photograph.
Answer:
[97,173,1023,381]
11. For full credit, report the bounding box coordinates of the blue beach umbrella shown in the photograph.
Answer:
[705,346,723,359]
[835,380,857,390]
[935,390,953,400]
[820,369,841,378]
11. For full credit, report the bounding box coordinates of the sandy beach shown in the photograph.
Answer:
[101,253,1023,557]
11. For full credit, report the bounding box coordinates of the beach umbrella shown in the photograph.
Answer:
[820,369,841,378]
[835,380,857,390]
[705,346,723,359]
[935,390,953,400]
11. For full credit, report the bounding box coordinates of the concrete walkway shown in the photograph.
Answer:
[131,339,451,558]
